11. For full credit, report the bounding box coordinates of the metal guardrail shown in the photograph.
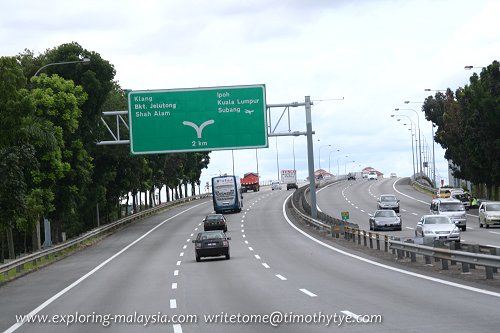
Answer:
[288,180,500,280]
[1,194,211,280]
[390,239,500,279]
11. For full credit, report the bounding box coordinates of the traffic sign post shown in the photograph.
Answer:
[128,84,267,154]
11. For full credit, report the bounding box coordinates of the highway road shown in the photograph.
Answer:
[1,184,500,333]
[316,177,500,247]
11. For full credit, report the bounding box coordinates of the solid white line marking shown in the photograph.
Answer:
[173,324,183,333]
[255,255,261,260]
[489,231,500,235]
[170,299,177,309]
[176,261,181,266]
[300,288,317,297]
[281,193,500,298]
[262,263,270,268]
[2,202,209,333]
[172,283,177,289]
[174,270,179,276]
[276,274,287,281]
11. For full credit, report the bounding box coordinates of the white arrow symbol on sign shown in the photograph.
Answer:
[182,120,215,139]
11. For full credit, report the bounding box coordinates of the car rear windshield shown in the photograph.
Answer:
[381,196,396,202]
[199,232,224,240]
[426,216,452,224]
[440,203,465,211]
[206,215,223,221]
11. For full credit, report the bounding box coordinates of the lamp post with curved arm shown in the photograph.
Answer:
[318,144,331,170]
[391,115,416,179]
[395,108,422,179]
[33,58,91,77]
[328,149,340,175]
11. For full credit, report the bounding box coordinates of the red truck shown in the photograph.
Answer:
[240,172,260,192]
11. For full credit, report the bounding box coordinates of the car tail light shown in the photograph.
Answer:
[195,243,202,249]
[222,240,229,247]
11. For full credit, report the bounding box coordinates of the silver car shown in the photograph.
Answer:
[377,194,400,213]
[369,210,402,231]
[415,215,460,241]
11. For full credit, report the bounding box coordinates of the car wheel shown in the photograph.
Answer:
[196,255,201,262]
[486,224,490,229]
[479,219,483,228]
[224,227,227,232]
[415,230,418,237]
[461,226,466,231]
[225,252,230,260]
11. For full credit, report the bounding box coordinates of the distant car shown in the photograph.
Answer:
[436,187,453,198]
[347,172,356,180]
[286,182,298,190]
[478,201,500,228]
[377,194,400,213]
[271,181,282,190]
[367,171,377,180]
[451,192,471,210]
[369,210,402,231]
[203,213,227,232]
[415,215,460,241]
[192,230,231,262]
[390,173,397,178]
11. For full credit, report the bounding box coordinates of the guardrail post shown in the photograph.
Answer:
[357,230,361,245]
[484,266,493,280]
[485,266,494,280]
[363,231,367,247]
[461,262,470,274]
[441,259,449,270]
[410,251,416,263]
[397,249,404,260]
[424,255,432,265]
[490,248,500,273]
[369,232,373,249]
[376,234,380,251]
[385,235,389,253]
[468,245,478,269]
[449,242,457,265]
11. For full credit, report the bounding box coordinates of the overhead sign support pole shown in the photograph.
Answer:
[305,96,317,219]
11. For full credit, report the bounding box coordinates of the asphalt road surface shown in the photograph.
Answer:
[1,183,499,333]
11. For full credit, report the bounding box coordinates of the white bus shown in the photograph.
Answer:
[211,175,243,214]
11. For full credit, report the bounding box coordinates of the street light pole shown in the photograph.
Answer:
[395,108,422,179]
[328,149,339,174]
[33,58,91,77]
[392,115,416,179]
[318,144,331,170]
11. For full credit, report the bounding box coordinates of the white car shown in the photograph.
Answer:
[478,201,500,228]
[271,181,282,190]
[415,215,460,241]
[367,171,377,180]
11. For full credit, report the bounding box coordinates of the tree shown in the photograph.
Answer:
[423,60,499,199]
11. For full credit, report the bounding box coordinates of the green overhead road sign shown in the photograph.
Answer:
[128,84,267,155]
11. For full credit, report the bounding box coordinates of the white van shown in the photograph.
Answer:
[430,198,467,231]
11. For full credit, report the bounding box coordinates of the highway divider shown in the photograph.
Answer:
[288,180,500,280]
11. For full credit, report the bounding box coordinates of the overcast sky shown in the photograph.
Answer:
[2,0,499,189]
